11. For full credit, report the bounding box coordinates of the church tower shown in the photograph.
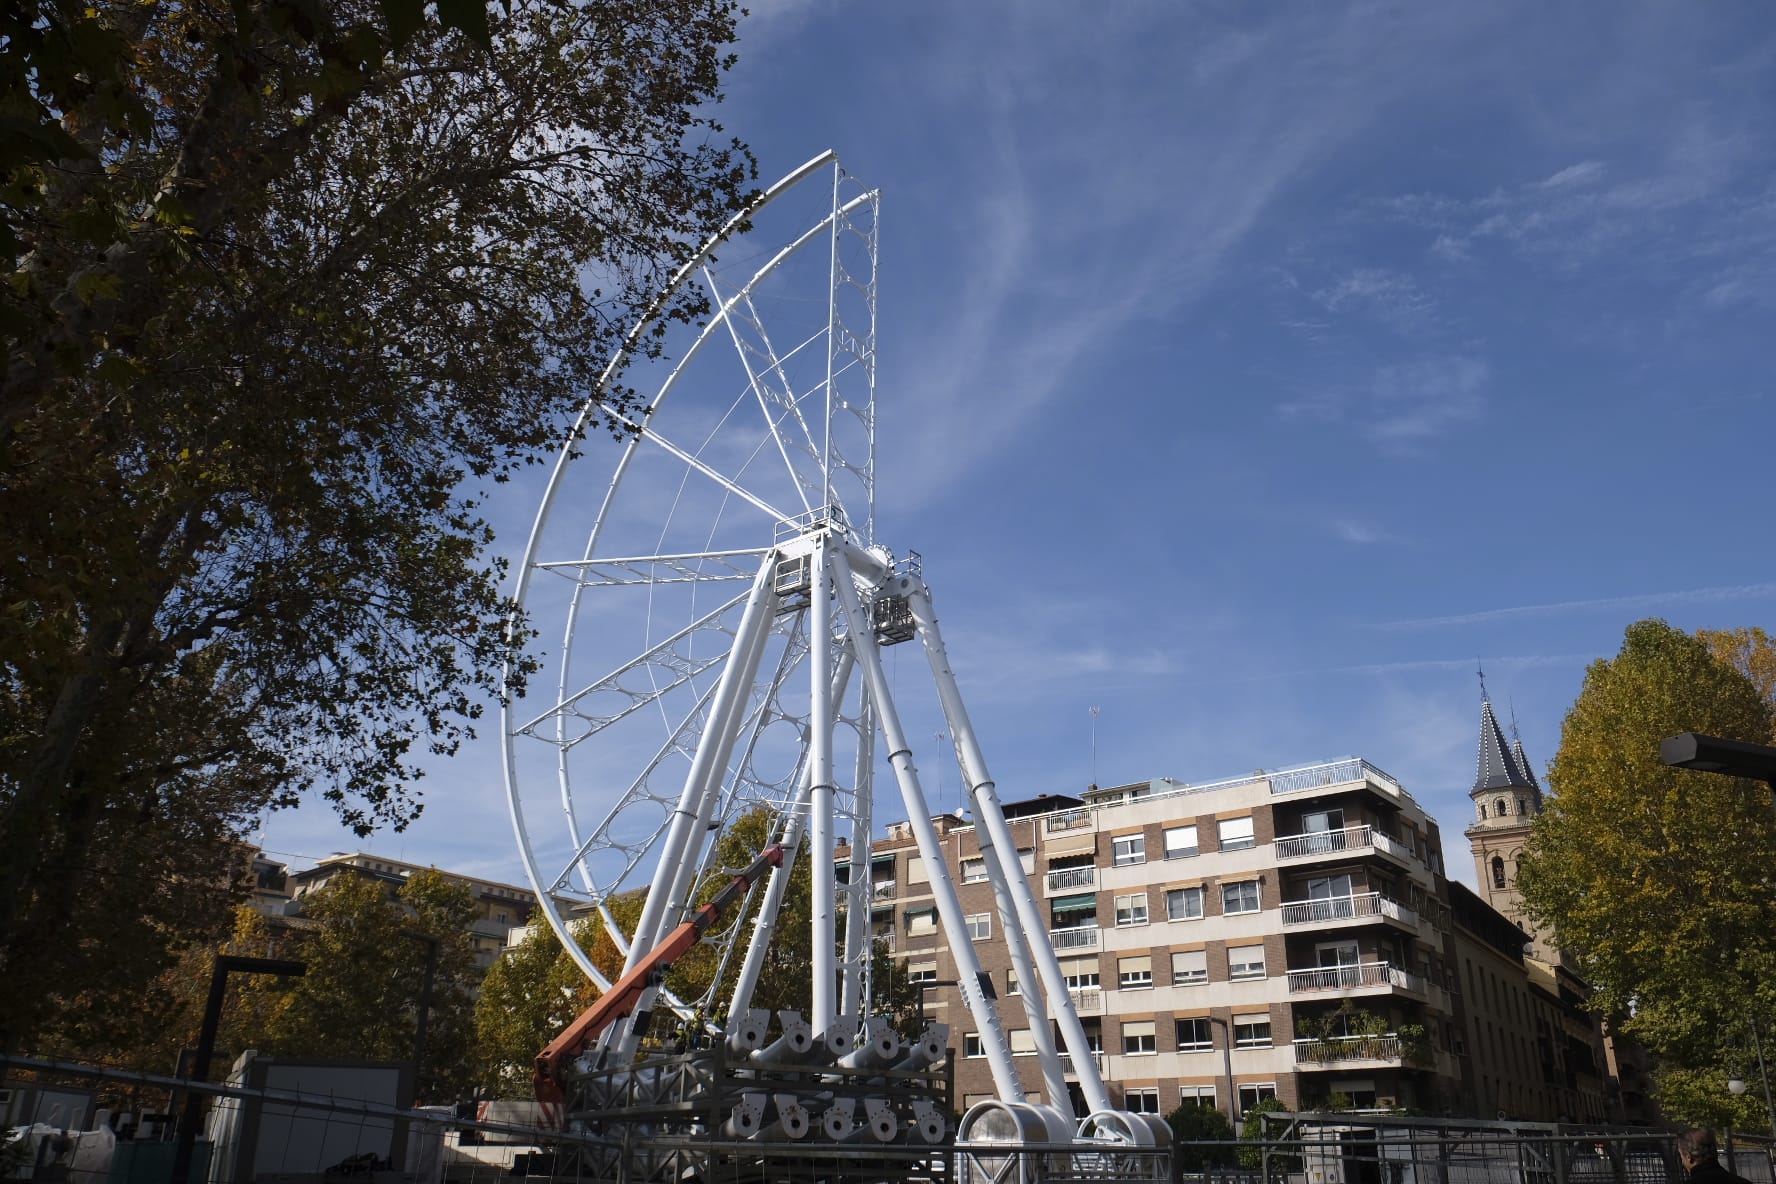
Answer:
[1463,696,1561,965]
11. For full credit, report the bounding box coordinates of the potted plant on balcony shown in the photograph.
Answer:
[1395,1022,1433,1067]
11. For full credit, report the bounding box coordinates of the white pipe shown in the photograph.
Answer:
[908,583,1116,1118]
[728,652,856,1021]
[840,692,875,1016]
[827,547,1024,1103]
[976,836,1071,1116]
[809,531,838,1033]
[609,555,778,1058]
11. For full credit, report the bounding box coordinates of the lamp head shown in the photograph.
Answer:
[1729,1076,1748,1096]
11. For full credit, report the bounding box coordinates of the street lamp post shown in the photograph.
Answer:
[1207,1016,1237,1124]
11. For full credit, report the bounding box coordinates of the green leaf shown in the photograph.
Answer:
[379,0,425,50]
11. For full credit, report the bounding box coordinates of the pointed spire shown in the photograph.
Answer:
[1473,699,1530,795]
[1507,700,1540,790]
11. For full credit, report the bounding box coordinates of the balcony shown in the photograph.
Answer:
[1046,865,1097,893]
[1273,824,1414,865]
[1278,892,1417,929]
[1285,961,1427,996]
[1292,1035,1405,1067]
[871,881,897,901]
[1050,924,1099,951]
[1060,1051,1105,1078]
[1068,987,1103,1015]
[1046,808,1092,833]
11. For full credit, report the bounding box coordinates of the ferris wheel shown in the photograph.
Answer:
[499,152,1149,1143]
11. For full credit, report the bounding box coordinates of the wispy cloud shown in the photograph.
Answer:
[1372,583,1776,630]
[1331,517,1397,545]
[1279,354,1488,448]
[1237,652,1591,684]
[1313,268,1438,334]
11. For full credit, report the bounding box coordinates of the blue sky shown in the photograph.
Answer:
[263,2,1776,893]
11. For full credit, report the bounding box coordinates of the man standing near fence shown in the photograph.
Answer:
[1678,1129,1755,1184]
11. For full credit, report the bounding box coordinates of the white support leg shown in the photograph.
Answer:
[908,583,1117,1118]
[809,532,838,1035]
[840,693,875,1017]
[608,554,778,1059]
[828,547,1025,1104]
[729,651,856,1021]
[976,834,1072,1116]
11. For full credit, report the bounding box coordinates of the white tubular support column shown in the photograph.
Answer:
[608,554,778,1058]
[829,547,1024,1103]
[977,837,1071,1116]
[731,651,856,1022]
[809,533,838,1035]
[908,584,1116,1117]
[840,692,875,1017]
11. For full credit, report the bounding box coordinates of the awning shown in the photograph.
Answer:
[1051,892,1096,912]
[1043,832,1098,857]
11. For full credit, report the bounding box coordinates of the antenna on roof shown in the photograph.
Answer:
[1089,706,1101,788]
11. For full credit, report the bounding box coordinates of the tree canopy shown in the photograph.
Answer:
[1517,619,1776,1126]
[0,0,755,1050]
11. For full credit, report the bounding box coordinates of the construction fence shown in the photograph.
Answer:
[7,1055,1773,1184]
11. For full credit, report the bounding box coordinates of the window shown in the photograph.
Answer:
[1124,1088,1160,1114]
[1228,944,1266,980]
[1163,825,1199,859]
[1114,892,1149,926]
[1175,1017,1213,1051]
[1112,834,1146,866]
[907,908,937,936]
[1180,1085,1217,1109]
[1061,956,1100,990]
[1118,955,1153,990]
[1222,880,1261,914]
[1171,950,1208,985]
[1234,1014,1273,1048]
[1493,798,1507,818]
[1006,968,1020,996]
[961,857,987,883]
[1166,886,1204,921]
[907,856,928,883]
[964,1033,983,1058]
[1009,1029,1036,1056]
[1218,817,1255,851]
[1517,797,1530,816]
[1237,1083,1277,1115]
[1491,855,1506,889]
[966,912,991,940]
[908,961,938,984]
[1122,1020,1157,1055]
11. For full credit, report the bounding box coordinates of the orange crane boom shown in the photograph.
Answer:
[534,843,785,1108]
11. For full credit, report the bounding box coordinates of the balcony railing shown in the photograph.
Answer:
[1050,924,1099,951]
[1046,865,1097,893]
[1046,809,1092,833]
[1293,1035,1404,1065]
[871,881,897,901]
[1060,1051,1105,1077]
[1281,892,1418,927]
[1285,960,1425,994]
[1272,823,1414,863]
[1068,987,1103,1015]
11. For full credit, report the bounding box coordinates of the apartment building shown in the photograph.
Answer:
[288,852,539,967]
[844,756,1469,1121]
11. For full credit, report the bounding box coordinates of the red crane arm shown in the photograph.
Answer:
[534,843,785,1107]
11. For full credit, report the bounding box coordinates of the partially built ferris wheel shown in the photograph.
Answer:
[499,152,1167,1162]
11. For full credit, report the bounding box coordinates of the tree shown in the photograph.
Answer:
[0,0,756,1051]
[1517,619,1776,1112]
[1237,1097,1299,1171]
[1166,1100,1234,1171]
[1698,626,1776,732]
[476,918,602,1097]
[244,869,482,1101]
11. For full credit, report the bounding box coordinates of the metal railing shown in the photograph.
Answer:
[1050,924,1099,951]
[1285,960,1424,994]
[1046,865,1097,892]
[1280,892,1382,925]
[1045,808,1092,832]
[1273,823,1414,862]
[871,881,897,901]
[1292,1034,1404,1064]
[1068,987,1103,1014]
